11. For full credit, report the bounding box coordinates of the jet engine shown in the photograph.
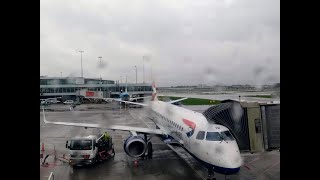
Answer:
[123,135,147,157]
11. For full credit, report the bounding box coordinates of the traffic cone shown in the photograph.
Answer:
[41,143,44,151]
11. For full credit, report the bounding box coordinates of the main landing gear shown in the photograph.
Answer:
[140,134,153,160]
[144,134,153,159]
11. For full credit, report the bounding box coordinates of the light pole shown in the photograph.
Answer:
[98,56,102,81]
[142,56,145,83]
[78,50,84,77]
[98,56,102,92]
[134,66,137,84]
[120,76,122,84]
[151,65,153,82]
[125,75,127,91]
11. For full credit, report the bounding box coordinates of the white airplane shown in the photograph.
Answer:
[116,82,147,102]
[42,82,242,179]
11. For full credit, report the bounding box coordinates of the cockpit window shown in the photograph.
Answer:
[196,131,205,140]
[206,132,222,141]
[220,131,235,141]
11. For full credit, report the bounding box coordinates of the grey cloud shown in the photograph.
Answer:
[40,0,279,87]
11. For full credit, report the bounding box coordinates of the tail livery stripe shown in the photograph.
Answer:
[182,119,196,129]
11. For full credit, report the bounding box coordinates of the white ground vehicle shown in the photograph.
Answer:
[66,134,114,166]
[66,135,98,166]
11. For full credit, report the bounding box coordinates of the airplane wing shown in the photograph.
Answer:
[113,99,148,107]
[168,97,188,104]
[42,109,164,135]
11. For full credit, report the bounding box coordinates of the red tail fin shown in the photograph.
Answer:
[151,81,158,101]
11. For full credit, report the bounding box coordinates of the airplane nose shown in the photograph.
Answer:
[220,154,241,174]
[208,146,242,175]
[223,149,242,169]
[233,153,243,166]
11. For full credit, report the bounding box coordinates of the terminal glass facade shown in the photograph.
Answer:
[40,77,152,98]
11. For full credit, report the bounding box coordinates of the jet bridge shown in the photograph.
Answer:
[203,101,250,151]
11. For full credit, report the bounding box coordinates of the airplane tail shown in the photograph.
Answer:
[151,81,158,101]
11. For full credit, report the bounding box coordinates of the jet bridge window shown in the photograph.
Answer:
[220,131,235,141]
[196,131,206,140]
[206,132,222,141]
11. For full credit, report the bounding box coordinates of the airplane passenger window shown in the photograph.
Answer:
[220,131,235,141]
[206,132,222,141]
[196,131,205,140]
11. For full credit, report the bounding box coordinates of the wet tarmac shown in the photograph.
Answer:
[40,103,279,180]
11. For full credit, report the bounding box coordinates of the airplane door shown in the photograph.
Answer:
[182,131,191,149]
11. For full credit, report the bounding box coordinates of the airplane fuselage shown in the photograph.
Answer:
[149,101,242,174]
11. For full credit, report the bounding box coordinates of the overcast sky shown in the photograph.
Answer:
[40,0,279,87]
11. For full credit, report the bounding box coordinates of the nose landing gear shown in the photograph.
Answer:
[207,168,216,180]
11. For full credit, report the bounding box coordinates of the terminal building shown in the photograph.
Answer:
[40,76,153,100]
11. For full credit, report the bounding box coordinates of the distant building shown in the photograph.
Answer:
[40,76,152,99]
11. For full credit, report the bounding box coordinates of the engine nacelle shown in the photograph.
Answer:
[123,135,147,157]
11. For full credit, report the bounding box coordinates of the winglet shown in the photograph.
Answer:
[168,97,188,104]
